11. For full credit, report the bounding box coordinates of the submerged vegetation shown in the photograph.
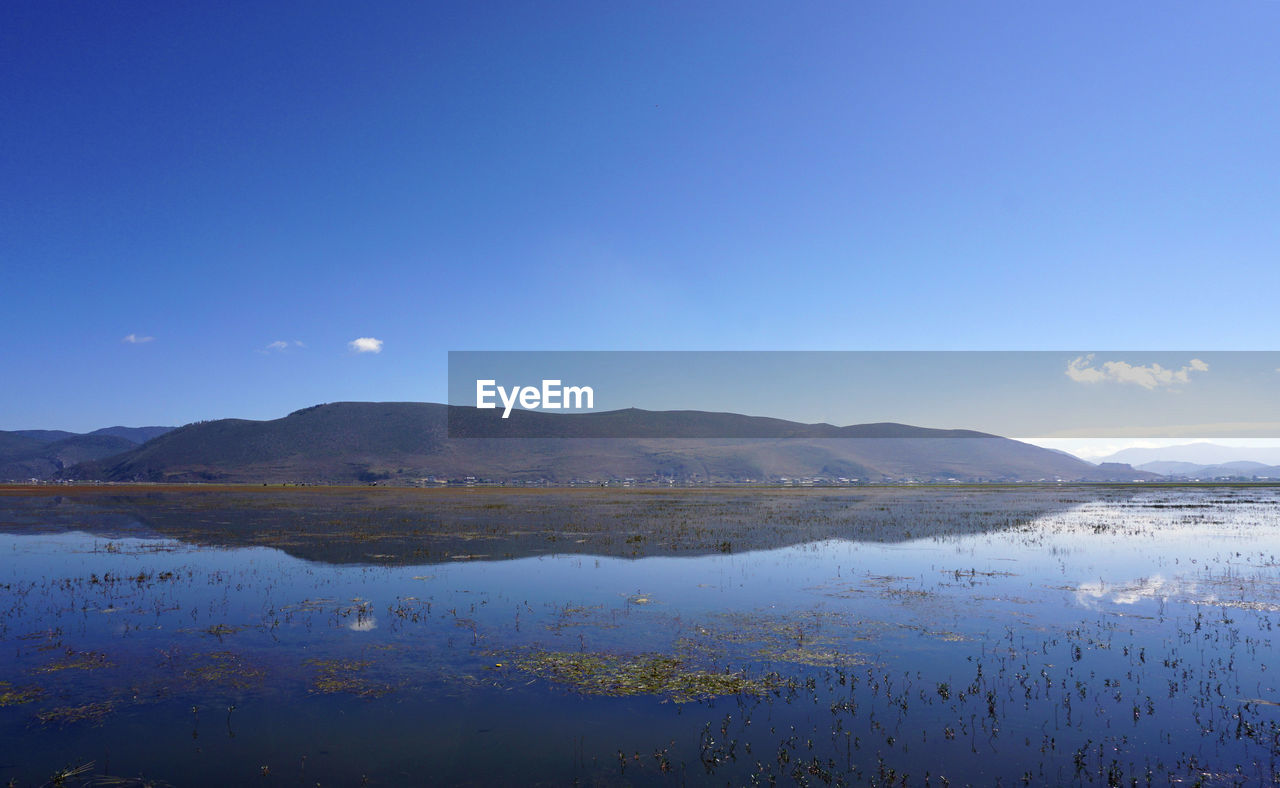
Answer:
[0,680,43,706]
[180,651,265,691]
[504,649,778,703]
[35,702,115,727]
[306,658,394,698]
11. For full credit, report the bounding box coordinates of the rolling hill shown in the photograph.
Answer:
[62,402,1156,484]
[0,425,176,481]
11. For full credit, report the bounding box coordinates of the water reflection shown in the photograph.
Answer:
[0,485,1144,565]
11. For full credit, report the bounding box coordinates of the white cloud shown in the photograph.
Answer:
[260,340,305,354]
[1065,355,1106,384]
[1065,354,1208,390]
[122,334,154,344]
[349,337,383,354]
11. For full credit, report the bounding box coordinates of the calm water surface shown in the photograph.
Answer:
[1,487,1278,786]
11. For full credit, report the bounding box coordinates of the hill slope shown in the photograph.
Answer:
[65,402,1155,484]
[9,430,79,444]
[88,426,175,444]
[1,425,177,481]
[1,434,138,480]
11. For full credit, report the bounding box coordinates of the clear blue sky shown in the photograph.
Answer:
[3,1,1278,431]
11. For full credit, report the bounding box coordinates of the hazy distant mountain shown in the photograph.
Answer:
[1212,461,1274,473]
[1135,461,1209,476]
[1135,459,1280,479]
[0,425,176,481]
[62,402,1158,484]
[1102,443,1280,467]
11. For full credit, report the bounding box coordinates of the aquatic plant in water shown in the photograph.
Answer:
[504,649,779,703]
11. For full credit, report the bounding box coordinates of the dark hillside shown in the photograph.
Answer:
[64,402,1159,484]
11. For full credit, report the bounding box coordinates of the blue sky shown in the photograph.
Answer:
[3,1,1278,432]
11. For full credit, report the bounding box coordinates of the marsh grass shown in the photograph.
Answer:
[79,777,175,788]
[306,658,394,697]
[505,649,778,702]
[201,624,240,638]
[35,649,113,673]
[38,760,94,787]
[544,604,620,633]
[674,609,872,668]
[0,680,44,706]
[180,651,265,691]
[35,701,114,727]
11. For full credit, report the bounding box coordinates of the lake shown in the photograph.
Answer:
[1,486,1278,786]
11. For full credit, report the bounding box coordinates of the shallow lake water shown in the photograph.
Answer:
[1,486,1278,786]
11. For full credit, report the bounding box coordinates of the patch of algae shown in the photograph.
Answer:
[36,701,115,727]
[0,680,44,706]
[506,650,777,703]
[306,658,393,698]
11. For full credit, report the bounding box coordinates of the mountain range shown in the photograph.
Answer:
[1090,443,1280,479]
[1132,460,1280,480]
[1100,443,1280,467]
[24,401,1165,485]
[0,425,175,480]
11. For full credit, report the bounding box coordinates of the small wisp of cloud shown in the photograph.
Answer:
[261,340,305,354]
[349,337,383,354]
[122,333,154,344]
[1066,354,1208,389]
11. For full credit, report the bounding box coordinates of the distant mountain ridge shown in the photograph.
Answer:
[10,430,79,444]
[446,405,997,439]
[89,426,175,444]
[1135,460,1280,480]
[56,402,1157,485]
[0,425,175,481]
[1102,443,1280,467]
